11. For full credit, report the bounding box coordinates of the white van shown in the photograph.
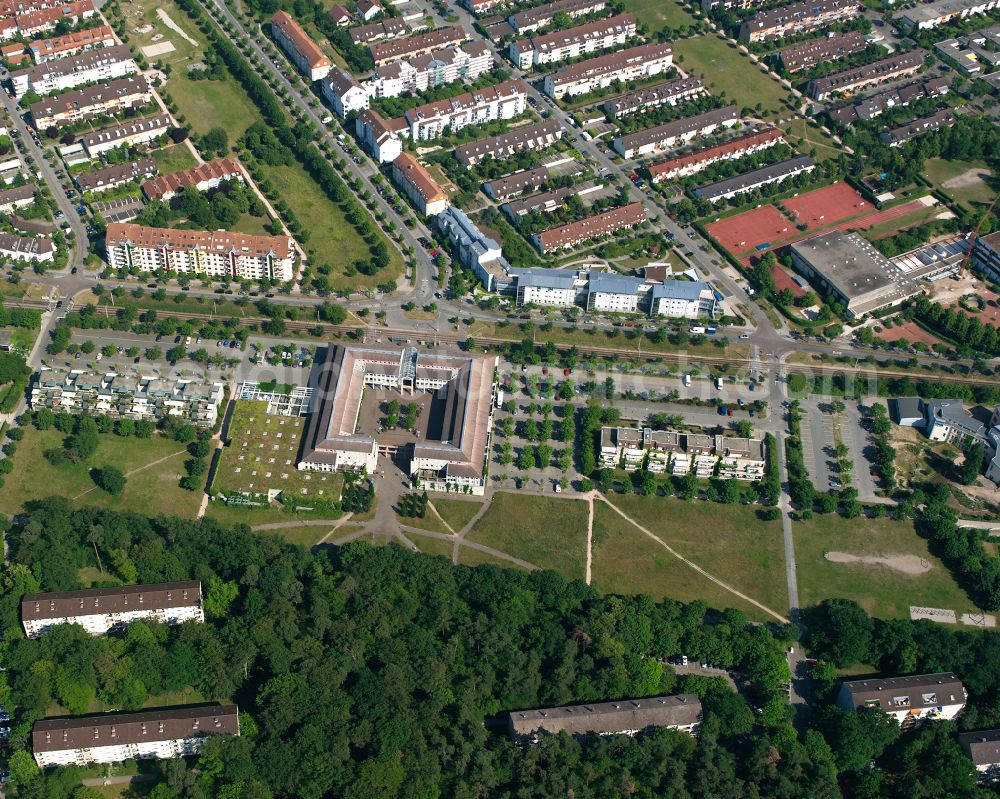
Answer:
[683,373,691,387]
[715,377,724,390]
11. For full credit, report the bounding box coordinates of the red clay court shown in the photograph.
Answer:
[705,205,795,255]
[772,265,806,298]
[876,321,944,348]
[783,182,872,229]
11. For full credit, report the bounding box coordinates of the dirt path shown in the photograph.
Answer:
[585,492,594,585]
[451,493,494,564]
[598,496,789,624]
[825,551,930,575]
[402,526,539,571]
[156,8,199,46]
[72,448,187,500]
[425,500,457,535]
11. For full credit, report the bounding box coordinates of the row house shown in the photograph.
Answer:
[509,0,606,34]
[838,673,966,727]
[880,108,955,146]
[898,0,999,29]
[456,119,563,165]
[0,231,52,261]
[532,202,646,253]
[482,165,549,200]
[399,79,527,140]
[355,108,404,162]
[612,104,739,159]
[10,0,95,40]
[716,435,766,480]
[390,152,449,216]
[603,76,706,118]
[599,427,764,477]
[271,11,332,81]
[777,29,867,72]
[33,706,239,768]
[104,222,294,282]
[694,155,815,203]
[21,581,204,638]
[508,13,636,69]
[739,0,862,43]
[368,41,492,98]
[323,68,370,117]
[29,23,115,63]
[141,157,244,201]
[648,126,784,183]
[349,16,408,45]
[80,112,172,156]
[543,41,672,99]
[11,44,135,97]
[369,24,466,65]
[501,184,592,217]
[0,183,36,213]
[462,0,505,14]
[827,76,948,126]
[808,49,927,101]
[76,158,157,194]
[29,75,151,130]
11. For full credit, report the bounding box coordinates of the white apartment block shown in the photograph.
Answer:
[401,79,526,140]
[542,42,672,99]
[33,706,240,768]
[29,75,151,130]
[31,368,225,426]
[271,11,332,80]
[10,44,135,97]
[323,69,370,117]
[21,581,205,638]
[0,232,53,262]
[898,0,999,29]
[105,223,294,282]
[80,113,172,156]
[29,24,116,63]
[838,673,967,727]
[368,41,493,98]
[508,13,636,70]
[356,109,403,163]
[649,280,718,318]
[598,427,765,479]
[586,272,644,313]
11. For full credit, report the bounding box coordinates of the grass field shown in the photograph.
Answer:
[674,35,794,117]
[458,545,531,570]
[605,494,788,615]
[862,202,944,241]
[0,427,203,517]
[151,144,199,174]
[781,117,842,162]
[410,532,456,560]
[923,158,996,209]
[794,514,981,620]
[430,497,484,532]
[397,509,452,535]
[621,0,696,29]
[464,492,589,580]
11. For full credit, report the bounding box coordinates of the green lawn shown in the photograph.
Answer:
[464,492,589,580]
[397,509,453,535]
[923,157,996,209]
[794,514,982,620]
[430,497,484,532]
[458,545,531,570]
[0,427,203,517]
[673,35,795,117]
[861,200,942,240]
[605,494,789,615]
[781,117,843,163]
[151,144,199,174]
[409,531,457,560]
[621,0,697,29]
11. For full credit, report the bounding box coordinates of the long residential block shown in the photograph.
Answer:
[399,78,527,139]
[33,706,239,767]
[29,24,115,63]
[456,119,563,166]
[808,49,927,100]
[838,673,966,726]
[777,30,867,72]
[543,41,673,99]
[532,202,646,252]
[271,11,332,81]
[29,75,150,129]
[349,17,408,45]
[603,76,706,117]
[648,126,785,183]
[898,0,999,29]
[11,44,135,97]
[483,165,549,200]
[437,206,510,291]
[77,158,157,194]
[613,104,739,159]
[694,155,814,202]
[508,13,636,69]
[369,25,467,65]
[599,427,762,476]
[391,152,449,216]
[881,108,955,145]
[368,41,493,98]
[0,183,36,213]
[13,0,95,40]
[827,76,948,125]
[21,581,204,638]
[105,223,294,282]
[142,157,244,202]
[509,0,607,33]
[739,0,862,42]
[80,112,172,156]
[0,231,52,261]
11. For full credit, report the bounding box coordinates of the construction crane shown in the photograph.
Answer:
[958,197,997,276]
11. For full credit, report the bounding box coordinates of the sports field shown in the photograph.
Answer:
[924,157,996,209]
[705,205,794,253]
[782,183,872,229]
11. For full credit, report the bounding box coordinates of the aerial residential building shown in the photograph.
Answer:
[0,183,35,213]
[327,3,353,25]
[935,25,1000,74]
[508,694,702,743]
[649,279,717,318]
[299,344,498,494]
[508,13,636,70]
[10,44,135,97]
[349,17,408,44]
[323,69,370,117]
[880,108,955,146]
[716,435,766,480]
[399,79,527,139]
[368,41,493,98]
[13,0,95,40]
[808,49,928,101]
[837,673,967,726]
[141,158,243,202]
[0,231,51,261]
[437,206,510,290]
[32,706,239,767]
[104,223,294,282]
[21,581,205,638]
[455,119,563,165]
[369,25,466,65]
[960,730,1000,781]
[924,398,992,444]
[827,76,948,126]
[599,427,758,475]
[463,0,504,13]
[612,105,739,159]
[271,11,332,81]
[543,41,673,99]
[897,0,999,29]
[586,273,646,312]
[514,268,580,306]
[501,184,591,217]
[509,0,607,34]
[30,369,224,426]
[603,77,706,117]
[76,158,157,194]
[973,231,1000,282]
[648,127,784,183]
[29,24,115,63]
[79,112,172,156]
[739,0,861,43]
[355,108,403,162]
[482,165,549,200]
[29,75,151,129]
[777,30,867,72]
[701,0,769,10]
[391,152,449,215]
[694,155,815,202]
[532,202,647,253]
[358,0,382,21]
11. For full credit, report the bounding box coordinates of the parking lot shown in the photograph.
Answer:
[798,401,838,492]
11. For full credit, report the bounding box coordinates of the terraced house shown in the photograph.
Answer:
[509,0,607,34]
[542,41,673,99]
[271,10,332,81]
[532,202,647,253]
[739,0,862,42]
[455,119,563,166]
[398,79,527,139]
[29,75,151,129]
[141,158,244,202]
[10,43,134,97]
[28,23,115,63]
[368,41,493,98]
[508,13,636,69]
[369,25,467,65]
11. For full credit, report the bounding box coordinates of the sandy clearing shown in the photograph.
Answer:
[942,168,991,190]
[142,41,176,58]
[157,9,199,47]
[825,551,931,575]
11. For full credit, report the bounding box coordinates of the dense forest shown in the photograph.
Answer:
[3,499,1000,797]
